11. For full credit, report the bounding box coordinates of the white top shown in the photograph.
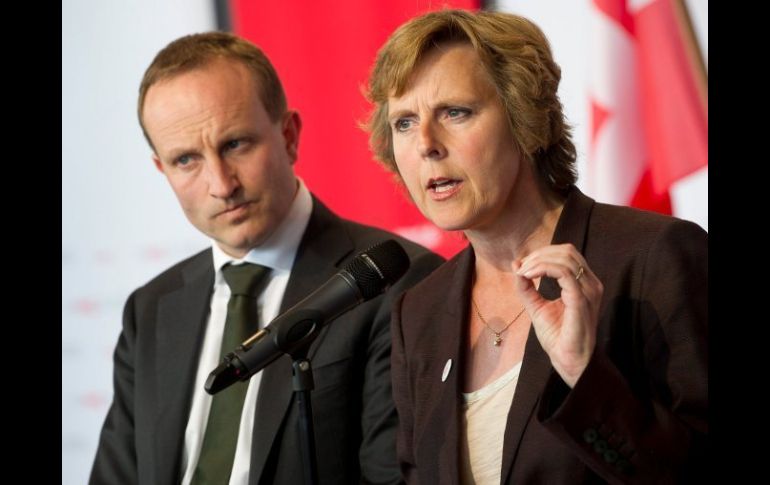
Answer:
[459,361,523,485]
[180,179,313,485]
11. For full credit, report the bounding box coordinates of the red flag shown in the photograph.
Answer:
[589,0,707,216]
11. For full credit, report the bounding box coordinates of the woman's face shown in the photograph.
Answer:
[388,43,523,233]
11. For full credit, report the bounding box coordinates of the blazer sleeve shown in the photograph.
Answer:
[537,219,708,484]
[360,251,442,485]
[89,290,140,485]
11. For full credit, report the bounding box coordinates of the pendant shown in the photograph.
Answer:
[493,334,502,346]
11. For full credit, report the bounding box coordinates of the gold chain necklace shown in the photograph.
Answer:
[471,299,526,347]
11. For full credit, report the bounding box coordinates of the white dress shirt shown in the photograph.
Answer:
[181,179,313,485]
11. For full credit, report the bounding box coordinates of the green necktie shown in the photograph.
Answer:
[191,262,271,485]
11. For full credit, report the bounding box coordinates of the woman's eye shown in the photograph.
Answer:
[447,108,469,119]
[395,119,413,132]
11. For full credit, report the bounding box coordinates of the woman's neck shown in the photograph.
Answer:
[467,184,564,276]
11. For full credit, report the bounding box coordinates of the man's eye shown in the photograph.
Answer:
[176,154,192,166]
[224,140,241,151]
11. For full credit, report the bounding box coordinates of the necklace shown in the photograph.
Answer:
[471,299,526,347]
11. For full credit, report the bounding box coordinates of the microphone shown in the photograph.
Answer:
[205,239,410,394]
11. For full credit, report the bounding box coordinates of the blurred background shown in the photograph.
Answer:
[62,1,707,482]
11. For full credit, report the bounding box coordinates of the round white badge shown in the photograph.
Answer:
[441,359,452,382]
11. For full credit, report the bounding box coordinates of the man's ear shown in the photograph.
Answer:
[152,154,165,174]
[282,111,302,163]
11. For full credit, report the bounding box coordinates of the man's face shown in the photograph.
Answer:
[143,58,300,257]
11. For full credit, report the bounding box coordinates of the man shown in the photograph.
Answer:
[89,32,444,485]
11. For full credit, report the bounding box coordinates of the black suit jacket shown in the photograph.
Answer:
[391,188,708,484]
[90,197,445,485]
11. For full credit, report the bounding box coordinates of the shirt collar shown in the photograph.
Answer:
[211,178,313,277]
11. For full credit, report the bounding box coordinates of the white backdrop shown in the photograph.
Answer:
[62,2,213,483]
[62,2,707,483]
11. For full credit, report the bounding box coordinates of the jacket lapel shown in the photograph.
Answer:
[249,197,355,483]
[155,251,214,484]
[417,248,473,485]
[500,187,596,483]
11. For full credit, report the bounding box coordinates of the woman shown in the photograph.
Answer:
[366,9,707,485]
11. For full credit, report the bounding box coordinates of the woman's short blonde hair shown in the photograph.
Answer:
[366,9,577,196]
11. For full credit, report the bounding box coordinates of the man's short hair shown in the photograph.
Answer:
[138,31,287,149]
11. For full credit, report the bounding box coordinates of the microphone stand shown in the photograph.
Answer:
[290,353,318,485]
[207,308,331,484]
[272,310,323,485]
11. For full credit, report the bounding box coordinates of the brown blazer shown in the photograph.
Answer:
[391,187,708,484]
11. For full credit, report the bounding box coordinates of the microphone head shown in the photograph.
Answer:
[344,239,410,299]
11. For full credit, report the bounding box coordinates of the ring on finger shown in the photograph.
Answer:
[575,265,585,282]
